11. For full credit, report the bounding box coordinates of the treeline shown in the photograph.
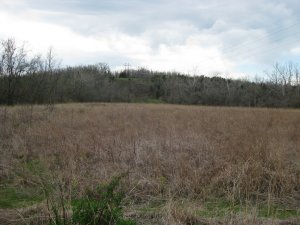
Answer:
[0,39,299,107]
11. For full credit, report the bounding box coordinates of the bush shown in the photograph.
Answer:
[71,175,136,225]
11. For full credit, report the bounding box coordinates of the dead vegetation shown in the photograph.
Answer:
[0,103,299,224]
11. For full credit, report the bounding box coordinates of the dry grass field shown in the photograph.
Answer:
[0,103,299,224]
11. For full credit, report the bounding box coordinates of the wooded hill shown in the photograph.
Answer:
[0,39,299,107]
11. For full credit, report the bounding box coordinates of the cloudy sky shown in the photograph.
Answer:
[1,0,300,78]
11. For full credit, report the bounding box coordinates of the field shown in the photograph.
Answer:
[0,103,299,224]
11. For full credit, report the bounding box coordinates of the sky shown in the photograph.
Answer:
[1,0,300,78]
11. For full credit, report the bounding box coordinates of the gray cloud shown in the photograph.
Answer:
[1,0,300,76]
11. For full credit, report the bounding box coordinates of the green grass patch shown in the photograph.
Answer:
[197,199,240,218]
[257,204,300,219]
[0,159,46,209]
[0,185,43,208]
[131,98,165,104]
[136,199,165,214]
[197,199,300,219]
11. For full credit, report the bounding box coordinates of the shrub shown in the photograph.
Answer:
[71,175,136,225]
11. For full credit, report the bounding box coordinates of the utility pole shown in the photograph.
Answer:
[124,63,130,77]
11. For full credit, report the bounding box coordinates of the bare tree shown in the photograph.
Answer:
[273,63,286,96]
[0,38,30,104]
[44,47,58,73]
[295,66,299,97]
[28,54,44,74]
[96,62,111,74]
[267,62,297,97]
[44,47,60,107]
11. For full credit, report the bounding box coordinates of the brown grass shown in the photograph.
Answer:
[0,103,299,224]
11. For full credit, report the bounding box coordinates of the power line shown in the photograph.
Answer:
[193,18,300,72]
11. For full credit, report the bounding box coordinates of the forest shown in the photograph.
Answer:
[0,39,299,107]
